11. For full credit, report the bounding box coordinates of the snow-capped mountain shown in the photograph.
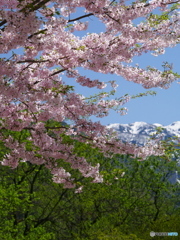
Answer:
[107,121,180,184]
[107,121,180,146]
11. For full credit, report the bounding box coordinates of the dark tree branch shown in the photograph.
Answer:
[34,189,68,228]
[23,165,43,236]
[20,0,51,13]
[17,59,49,63]
[68,13,94,23]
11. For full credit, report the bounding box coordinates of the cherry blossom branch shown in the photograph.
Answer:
[50,69,67,76]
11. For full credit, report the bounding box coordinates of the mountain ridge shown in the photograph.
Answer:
[107,121,180,146]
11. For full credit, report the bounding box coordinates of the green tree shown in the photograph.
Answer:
[0,129,180,239]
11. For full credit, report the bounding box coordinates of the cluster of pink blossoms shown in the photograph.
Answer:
[0,0,180,188]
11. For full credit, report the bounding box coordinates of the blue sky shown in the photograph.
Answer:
[2,4,180,127]
[71,46,180,126]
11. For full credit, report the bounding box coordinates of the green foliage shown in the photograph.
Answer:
[170,3,180,11]
[0,164,56,240]
[148,13,169,27]
[0,127,180,239]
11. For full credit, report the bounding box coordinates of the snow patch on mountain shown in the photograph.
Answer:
[165,121,180,137]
